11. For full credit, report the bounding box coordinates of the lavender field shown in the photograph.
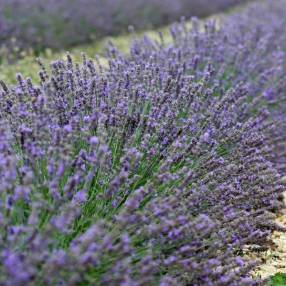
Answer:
[0,0,285,285]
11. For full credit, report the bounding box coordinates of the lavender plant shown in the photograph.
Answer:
[0,0,286,285]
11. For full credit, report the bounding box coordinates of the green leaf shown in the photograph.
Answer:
[268,273,286,286]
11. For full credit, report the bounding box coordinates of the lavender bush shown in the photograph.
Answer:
[0,0,286,285]
[0,0,247,56]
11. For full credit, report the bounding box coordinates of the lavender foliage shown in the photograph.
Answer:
[0,0,286,285]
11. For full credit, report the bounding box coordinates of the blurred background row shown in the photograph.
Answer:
[0,0,247,61]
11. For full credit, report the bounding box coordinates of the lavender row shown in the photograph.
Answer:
[0,0,286,285]
[0,0,247,57]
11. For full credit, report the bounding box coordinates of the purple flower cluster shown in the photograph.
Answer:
[0,0,286,285]
[0,0,247,57]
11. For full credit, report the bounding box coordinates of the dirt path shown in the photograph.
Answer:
[254,191,286,280]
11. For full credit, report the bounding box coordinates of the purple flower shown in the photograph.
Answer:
[0,1,285,285]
